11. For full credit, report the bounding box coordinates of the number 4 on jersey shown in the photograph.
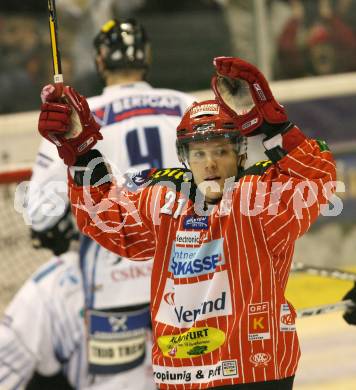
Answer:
[126,127,163,168]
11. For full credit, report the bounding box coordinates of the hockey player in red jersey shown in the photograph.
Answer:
[38,57,336,389]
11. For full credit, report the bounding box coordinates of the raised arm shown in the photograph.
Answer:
[255,135,335,253]
[212,56,337,253]
[37,84,157,259]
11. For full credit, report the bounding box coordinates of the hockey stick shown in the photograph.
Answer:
[48,0,63,89]
[47,0,82,137]
[297,299,355,318]
[291,263,356,317]
[291,262,356,282]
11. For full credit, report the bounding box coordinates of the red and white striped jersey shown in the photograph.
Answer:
[69,136,336,389]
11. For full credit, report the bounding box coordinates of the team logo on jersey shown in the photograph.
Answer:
[157,326,225,358]
[183,215,209,230]
[248,302,271,341]
[155,271,232,328]
[249,352,271,367]
[280,303,296,331]
[169,238,225,278]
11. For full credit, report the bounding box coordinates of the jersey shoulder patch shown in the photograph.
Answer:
[241,160,273,177]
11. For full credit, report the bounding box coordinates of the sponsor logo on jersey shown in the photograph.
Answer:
[155,271,232,328]
[109,315,128,332]
[249,352,271,367]
[111,263,152,282]
[169,238,225,278]
[151,168,190,181]
[175,231,200,245]
[222,360,239,376]
[88,307,150,337]
[92,95,183,125]
[183,215,209,230]
[88,307,150,374]
[163,292,175,305]
[157,326,225,358]
[248,302,271,341]
[280,303,296,331]
[174,291,227,324]
[153,360,239,384]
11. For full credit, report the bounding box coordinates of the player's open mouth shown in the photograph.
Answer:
[204,176,221,181]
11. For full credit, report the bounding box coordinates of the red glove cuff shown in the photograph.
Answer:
[280,126,307,153]
[263,126,307,160]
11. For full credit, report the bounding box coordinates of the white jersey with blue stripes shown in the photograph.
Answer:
[0,239,155,389]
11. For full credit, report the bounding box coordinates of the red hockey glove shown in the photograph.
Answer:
[38,84,102,166]
[212,56,288,136]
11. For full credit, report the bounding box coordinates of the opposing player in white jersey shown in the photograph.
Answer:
[0,237,154,390]
[0,18,194,389]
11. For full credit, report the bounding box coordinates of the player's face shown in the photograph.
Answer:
[188,138,238,203]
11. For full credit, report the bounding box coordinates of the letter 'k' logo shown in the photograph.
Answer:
[253,317,265,330]
[109,315,128,332]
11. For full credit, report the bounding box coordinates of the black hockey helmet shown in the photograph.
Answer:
[93,18,150,71]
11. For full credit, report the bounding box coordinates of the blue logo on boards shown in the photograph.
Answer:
[169,238,225,278]
[183,215,209,230]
